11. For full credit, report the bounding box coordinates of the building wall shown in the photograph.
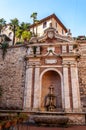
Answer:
[52,18,65,35]
[0,46,26,109]
[1,25,13,41]
[30,18,66,36]
[30,19,52,36]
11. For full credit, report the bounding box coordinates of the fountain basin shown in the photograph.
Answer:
[32,115,69,126]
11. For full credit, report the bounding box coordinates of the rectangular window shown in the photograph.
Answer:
[49,22,52,27]
[62,45,67,53]
[69,45,73,52]
[43,21,47,28]
[62,29,64,34]
[56,22,57,28]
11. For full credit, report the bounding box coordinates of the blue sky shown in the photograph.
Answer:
[0,0,86,37]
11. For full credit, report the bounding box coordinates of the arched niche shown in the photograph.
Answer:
[40,69,63,111]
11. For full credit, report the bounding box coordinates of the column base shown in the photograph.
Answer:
[23,107,32,112]
[31,108,41,111]
[64,108,72,112]
[72,108,82,113]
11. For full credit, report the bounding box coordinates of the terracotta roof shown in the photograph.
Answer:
[30,13,68,33]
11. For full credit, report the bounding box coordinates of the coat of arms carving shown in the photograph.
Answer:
[47,31,54,39]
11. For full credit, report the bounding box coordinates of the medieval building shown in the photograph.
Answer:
[0,14,86,125]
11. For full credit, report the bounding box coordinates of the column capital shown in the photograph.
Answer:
[70,63,77,67]
[26,61,41,68]
[62,61,77,67]
[62,64,69,68]
[62,62,69,67]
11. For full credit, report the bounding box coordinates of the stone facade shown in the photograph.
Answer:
[0,28,86,124]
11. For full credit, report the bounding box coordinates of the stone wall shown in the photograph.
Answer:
[0,46,26,109]
[67,114,85,125]
[78,41,86,111]
[0,40,86,112]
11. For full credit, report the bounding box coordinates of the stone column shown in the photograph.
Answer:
[63,64,71,112]
[23,65,33,110]
[70,63,81,112]
[33,65,40,110]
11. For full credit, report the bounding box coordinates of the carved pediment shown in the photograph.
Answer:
[38,27,73,43]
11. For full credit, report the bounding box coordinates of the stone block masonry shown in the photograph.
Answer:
[77,41,86,112]
[0,46,26,109]
[0,26,86,125]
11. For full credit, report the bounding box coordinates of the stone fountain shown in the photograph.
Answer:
[31,85,69,126]
[44,85,56,111]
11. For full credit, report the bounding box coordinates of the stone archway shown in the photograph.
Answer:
[40,69,63,111]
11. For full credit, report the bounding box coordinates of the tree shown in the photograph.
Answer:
[22,31,32,43]
[15,27,22,41]
[0,18,6,34]
[10,18,19,45]
[20,22,30,31]
[30,12,37,35]
[16,22,31,43]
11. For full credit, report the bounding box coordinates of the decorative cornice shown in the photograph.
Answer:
[62,61,77,67]
[26,60,41,68]
[60,53,80,58]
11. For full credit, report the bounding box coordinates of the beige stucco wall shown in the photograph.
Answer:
[30,18,66,36]
[52,17,65,35]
